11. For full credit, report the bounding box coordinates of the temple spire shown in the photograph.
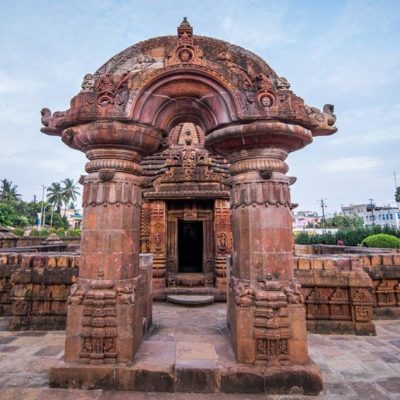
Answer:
[178,17,193,37]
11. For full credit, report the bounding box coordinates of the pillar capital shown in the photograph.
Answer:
[59,121,163,158]
[205,121,313,157]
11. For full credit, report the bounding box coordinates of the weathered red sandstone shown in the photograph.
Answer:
[36,19,341,393]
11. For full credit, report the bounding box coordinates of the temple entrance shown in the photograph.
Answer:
[139,120,231,292]
[42,18,335,394]
[178,220,203,273]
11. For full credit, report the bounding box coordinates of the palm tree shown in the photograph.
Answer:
[47,182,64,226]
[0,179,21,203]
[62,178,80,216]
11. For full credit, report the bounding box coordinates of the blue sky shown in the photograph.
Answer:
[0,0,399,214]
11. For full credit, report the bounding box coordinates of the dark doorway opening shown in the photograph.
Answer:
[178,220,203,273]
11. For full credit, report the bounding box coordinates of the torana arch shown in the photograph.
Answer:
[41,18,336,394]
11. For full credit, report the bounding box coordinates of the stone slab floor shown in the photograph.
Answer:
[0,303,399,400]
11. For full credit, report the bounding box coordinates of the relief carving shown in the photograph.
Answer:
[231,180,291,208]
[82,178,141,208]
[355,306,371,322]
[253,276,291,364]
[166,18,205,67]
[81,73,95,91]
[232,278,254,307]
[40,108,67,136]
[116,284,136,304]
[285,279,304,304]
[352,288,373,303]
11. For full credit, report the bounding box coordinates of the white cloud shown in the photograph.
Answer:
[326,156,383,173]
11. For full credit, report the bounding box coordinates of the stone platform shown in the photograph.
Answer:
[1,303,400,399]
[49,303,322,394]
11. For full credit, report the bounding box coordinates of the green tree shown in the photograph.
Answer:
[396,186,400,202]
[0,179,21,203]
[62,178,79,215]
[50,212,69,229]
[324,215,364,229]
[47,182,64,226]
[0,203,15,226]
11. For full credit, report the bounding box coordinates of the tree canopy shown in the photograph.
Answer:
[0,177,78,229]
[307,214,364,230]
[0,179,21,203]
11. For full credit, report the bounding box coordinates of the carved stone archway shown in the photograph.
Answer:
[41,18,336,393]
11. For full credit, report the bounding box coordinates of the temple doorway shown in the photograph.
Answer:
[178,220,203,273]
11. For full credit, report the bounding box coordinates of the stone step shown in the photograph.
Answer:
[166,294,214,306]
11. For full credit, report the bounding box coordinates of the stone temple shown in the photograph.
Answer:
[37,18,340,394]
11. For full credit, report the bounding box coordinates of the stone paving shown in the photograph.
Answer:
[0,303,399,399]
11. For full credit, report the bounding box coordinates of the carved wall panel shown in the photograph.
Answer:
[294,257,376,335]
[374,279,400,308]
[229,276,302,365]
[150,201,166,255]
[8,254,79,330]
[140,201,151,253]
[0,262,17,316]
[214,199,232,289]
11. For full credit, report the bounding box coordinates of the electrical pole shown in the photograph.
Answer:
[40,185,46,227]
[320,199,327,233]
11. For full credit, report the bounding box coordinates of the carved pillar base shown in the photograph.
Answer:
[65,277,145,364]
[228,277,308,365]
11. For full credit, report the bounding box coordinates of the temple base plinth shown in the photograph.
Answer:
[50,358,322,395]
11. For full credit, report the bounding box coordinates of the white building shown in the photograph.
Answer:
[341,203,400,229]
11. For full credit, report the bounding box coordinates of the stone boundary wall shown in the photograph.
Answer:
[296,244,400,255]
[293,255,376,335]
[360,254,400,319]
[4,252,79,330]
[1,246,399,332]
[296,245,400,321]
[0,251,152,331]
[0,237,80,249]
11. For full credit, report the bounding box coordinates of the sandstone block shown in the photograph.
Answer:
[311,258,323,270]
[57,256,69,268]
[382,255,394,266]
[371,255,382,266]
[0,255,8,266]
[298,258,311,270]
[323,259,335,270]
[45,256,57,268]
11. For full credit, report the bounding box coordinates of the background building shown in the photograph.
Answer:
[293,211,321,229]
[341,203,400,229]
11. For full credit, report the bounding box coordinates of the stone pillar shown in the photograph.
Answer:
[205,121,312,366]
[63,121,161,365]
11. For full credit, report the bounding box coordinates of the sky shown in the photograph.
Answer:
[0,0,399,215]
